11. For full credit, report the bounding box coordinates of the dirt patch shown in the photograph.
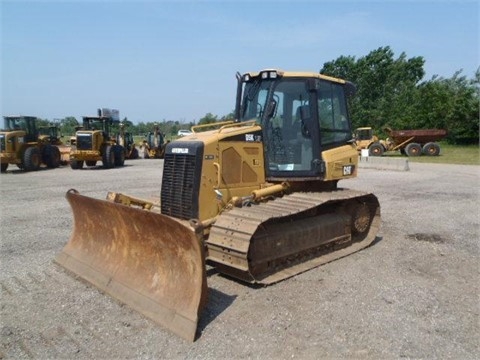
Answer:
[406,233,448,243]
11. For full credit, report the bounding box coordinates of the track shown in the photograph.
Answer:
[206,189,381,284]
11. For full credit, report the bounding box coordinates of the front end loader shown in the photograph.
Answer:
[55,69,381,341]
[1,116,62,172]
[69,109,125,169]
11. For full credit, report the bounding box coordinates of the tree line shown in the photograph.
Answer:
[38,46,478,144]
[321,46,479,144]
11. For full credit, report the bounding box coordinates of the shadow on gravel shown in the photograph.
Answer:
[72,164,134,170]
[1,166,63,174]
[197,235,384,338]
[196,288,237,336]
[371,235,383,247]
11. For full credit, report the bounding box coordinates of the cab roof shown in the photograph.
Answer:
[242,69,348,85]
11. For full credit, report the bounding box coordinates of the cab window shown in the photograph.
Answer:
[317,82,351,146]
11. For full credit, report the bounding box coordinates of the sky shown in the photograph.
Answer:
[1,0,479,124]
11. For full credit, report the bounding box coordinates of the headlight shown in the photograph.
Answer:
[261,70,278,79]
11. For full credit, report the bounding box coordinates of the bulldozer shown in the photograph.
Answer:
[69,109,125,169]
[0,116,62,172]
[55,69,381,341]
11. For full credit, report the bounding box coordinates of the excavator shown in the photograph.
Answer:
[55,69,381,341]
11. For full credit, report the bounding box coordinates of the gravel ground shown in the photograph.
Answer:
[0,159,479,359]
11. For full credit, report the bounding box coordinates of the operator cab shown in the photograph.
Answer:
[355,127,373,141]
[3,116,38,142]
[236,69,355,180]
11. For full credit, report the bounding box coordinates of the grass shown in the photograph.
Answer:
[384,142,480,165]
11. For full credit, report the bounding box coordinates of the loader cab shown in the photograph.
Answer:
[74,116,115,151]
[236,70,354,180]
[3,116,38,143]
[81,116,118,138]
[147,131,164,148]
[355,127,374,141]
[83,117,108,132]
[38,125,61,143]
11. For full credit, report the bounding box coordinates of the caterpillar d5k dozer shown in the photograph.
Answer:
[55,69,381,341]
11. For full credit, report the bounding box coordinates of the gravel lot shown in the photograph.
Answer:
[1,159,479,359]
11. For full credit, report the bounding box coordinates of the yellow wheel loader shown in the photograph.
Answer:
[69,109,125,169]
[0,116,62,172]
[38,124,71,165]
[55,69,381,341]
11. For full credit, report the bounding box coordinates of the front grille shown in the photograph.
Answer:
[161,142,203,220]
[76,133,93,150]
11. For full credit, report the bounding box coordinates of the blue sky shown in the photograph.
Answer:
[1,0,479,124]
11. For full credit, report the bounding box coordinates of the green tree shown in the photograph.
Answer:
[198,113,218,125]
[321,46,479,144]
[414,70,479,144]
[321,46,425,132]
[58,116,79,136]
[220,110,235,121]
[36,118,52,127]
[121,117,133,127]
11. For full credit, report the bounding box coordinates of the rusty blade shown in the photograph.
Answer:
[55,190,207,341]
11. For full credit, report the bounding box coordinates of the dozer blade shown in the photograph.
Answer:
[55,190,207,342]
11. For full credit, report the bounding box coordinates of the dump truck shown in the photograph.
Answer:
[355,126,447,156]
[0,116,62,172]
[55,69,381,341]
[69,109,125,169]
[138,125,167,158]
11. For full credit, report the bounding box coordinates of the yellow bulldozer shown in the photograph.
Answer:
[0,116,63,172]
[55,69,381,341]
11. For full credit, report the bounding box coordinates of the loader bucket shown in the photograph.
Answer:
[57,145,71,165]
[55,190,207,342]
